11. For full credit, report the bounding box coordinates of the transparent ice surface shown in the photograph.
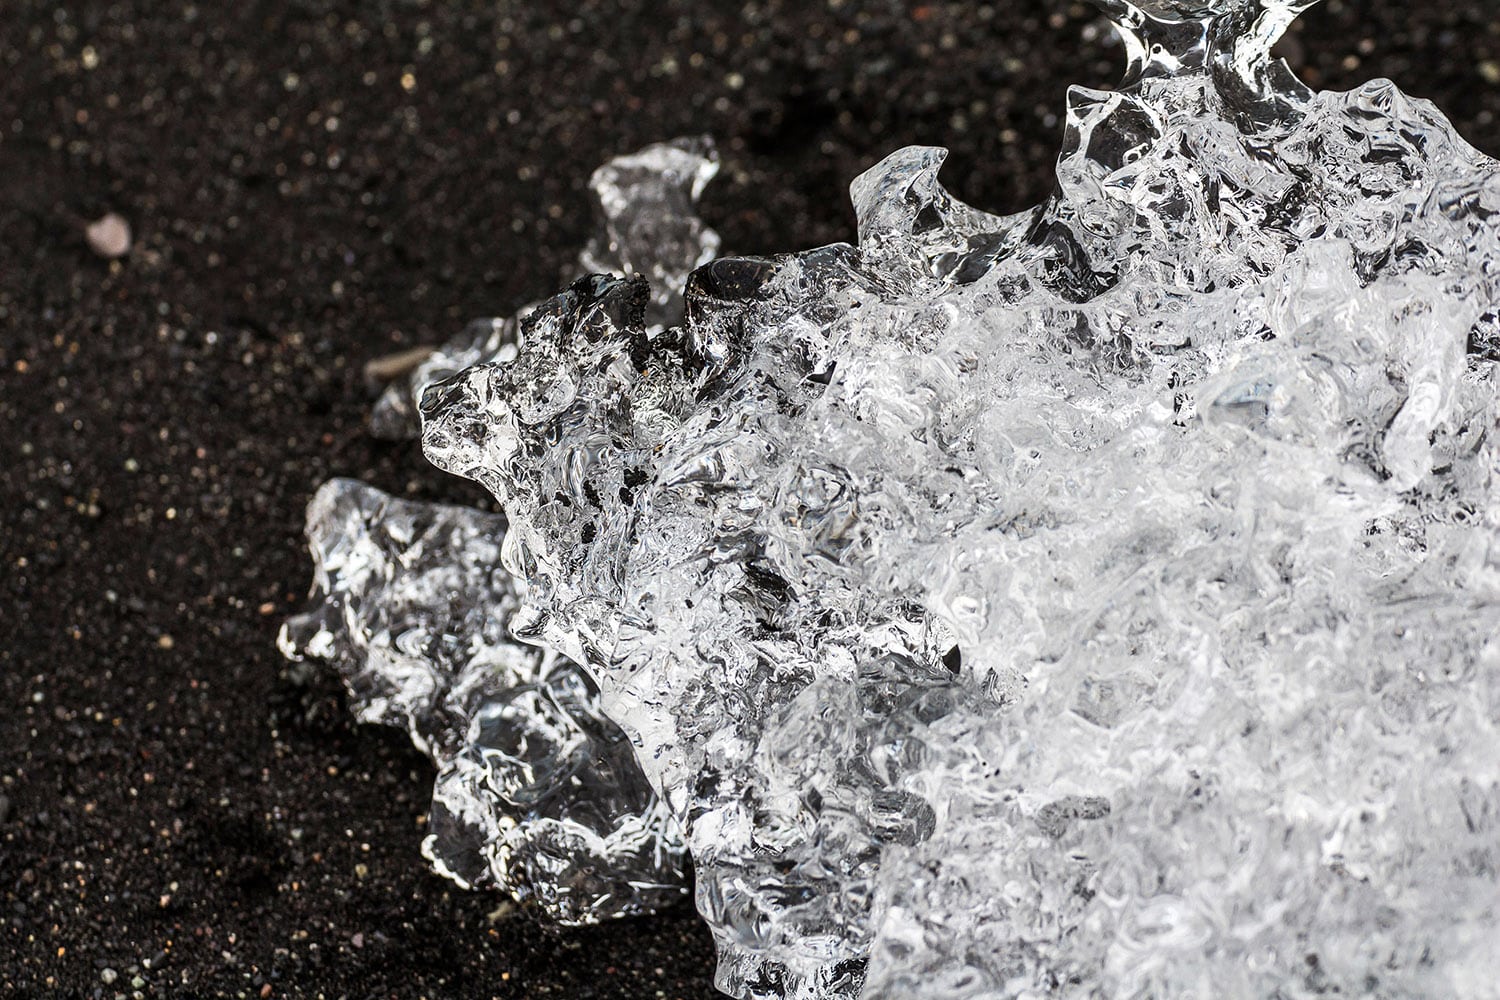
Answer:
[370,138,720,439]
[291,0,1500,995]
[278,479,687,923]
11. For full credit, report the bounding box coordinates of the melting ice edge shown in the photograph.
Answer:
[282,2,1500,997]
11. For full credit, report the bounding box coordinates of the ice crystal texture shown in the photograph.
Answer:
[292,1,1500,996]
[282,140,720,921]
[278,480,687,921]
[369,138,720,440]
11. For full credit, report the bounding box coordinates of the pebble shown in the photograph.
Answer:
[100,968,117,985]
[85,213,133,259]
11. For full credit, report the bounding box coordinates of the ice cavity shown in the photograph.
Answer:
[291,2,1500,997]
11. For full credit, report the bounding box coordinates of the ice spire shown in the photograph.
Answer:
[1092,0,1321,122]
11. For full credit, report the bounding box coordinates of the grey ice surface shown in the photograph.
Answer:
[294,0,1500,995]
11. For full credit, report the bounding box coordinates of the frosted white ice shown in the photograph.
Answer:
[293,1,1500,996]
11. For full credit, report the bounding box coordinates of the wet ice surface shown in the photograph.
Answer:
[289,0,1500,995]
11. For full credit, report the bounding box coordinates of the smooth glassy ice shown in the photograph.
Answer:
[292,1,1500,996]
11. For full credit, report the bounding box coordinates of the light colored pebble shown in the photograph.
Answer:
[86,213,133,259]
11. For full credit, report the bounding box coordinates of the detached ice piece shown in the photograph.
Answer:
[418,0,1500,995]
[279,479,687,923]
[370,137,721,439]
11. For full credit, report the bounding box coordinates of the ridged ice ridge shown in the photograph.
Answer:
[286,2,1500,996]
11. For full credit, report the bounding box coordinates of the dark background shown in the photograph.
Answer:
[2,2,1497,997]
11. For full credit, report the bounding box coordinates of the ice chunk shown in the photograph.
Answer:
[578,135,723,328]
[290,2,1500,996]
[417,2,1500,995]
[279,479,687,923]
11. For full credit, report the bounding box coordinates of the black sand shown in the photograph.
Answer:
[3,2,1497,997]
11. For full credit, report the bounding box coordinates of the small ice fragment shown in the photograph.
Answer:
[369,137,721,440]
[578,136,722,328]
